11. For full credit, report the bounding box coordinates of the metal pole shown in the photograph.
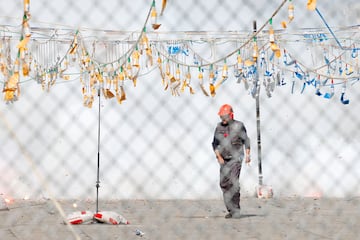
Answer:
[96,88,101,213]
[255,79,263,186]
[253,20,263,186]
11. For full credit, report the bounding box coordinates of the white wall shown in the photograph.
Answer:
[0,0,359,200]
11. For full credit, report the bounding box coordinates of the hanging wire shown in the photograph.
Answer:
[1,0,360,103]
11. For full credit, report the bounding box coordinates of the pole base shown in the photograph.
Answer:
[255,185,273,199]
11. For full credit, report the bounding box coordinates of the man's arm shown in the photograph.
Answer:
[212,131,225,165]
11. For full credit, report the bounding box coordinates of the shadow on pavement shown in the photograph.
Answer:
[175,213,265,219]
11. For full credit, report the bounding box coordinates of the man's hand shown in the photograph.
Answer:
[215,150,225,165]
[217,155,225,165]
[245,155,251,164]
[245,148,251,165]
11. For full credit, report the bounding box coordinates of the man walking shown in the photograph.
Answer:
[212,104,251,219]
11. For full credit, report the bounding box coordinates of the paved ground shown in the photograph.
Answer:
[1,197,359,240]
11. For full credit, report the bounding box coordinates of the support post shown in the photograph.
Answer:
[253,20,263,186]
[96,88,101,213]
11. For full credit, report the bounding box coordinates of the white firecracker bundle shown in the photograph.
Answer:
[67,211,94,224]
[93,211,129,225]
[66,210,129,225]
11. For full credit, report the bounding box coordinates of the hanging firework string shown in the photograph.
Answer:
[0,0,359,106]
[1,0,32,103]
[31,35,61,91]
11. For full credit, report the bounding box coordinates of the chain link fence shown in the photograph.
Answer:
[1,0,360,239]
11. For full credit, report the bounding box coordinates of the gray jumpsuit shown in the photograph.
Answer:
[212,119,250,215]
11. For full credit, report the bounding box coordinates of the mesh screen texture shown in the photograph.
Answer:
[0,0,359,239]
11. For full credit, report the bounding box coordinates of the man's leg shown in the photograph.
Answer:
[220,160,242,218]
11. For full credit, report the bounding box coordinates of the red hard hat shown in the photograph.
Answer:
[218,104,234,119]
